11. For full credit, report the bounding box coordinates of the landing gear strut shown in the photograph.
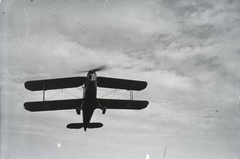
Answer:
[76,107,81,115]
[96,99,106,114]
[102,107,106,114]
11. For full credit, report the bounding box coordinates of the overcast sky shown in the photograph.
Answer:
[1,0,240,159]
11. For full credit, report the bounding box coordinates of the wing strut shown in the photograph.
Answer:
[130,83,133,100]
[130,90,133,100]
[43,84,45,101]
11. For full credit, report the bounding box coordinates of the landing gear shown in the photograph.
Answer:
[102,107,106,114]
[96,99,106,114]
[76,107,81,115]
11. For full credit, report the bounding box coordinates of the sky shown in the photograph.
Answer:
[1,0,240,159]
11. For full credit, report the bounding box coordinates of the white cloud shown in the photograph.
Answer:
[1,0,240,159]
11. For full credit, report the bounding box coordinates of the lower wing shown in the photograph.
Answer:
[97,99,149,110]
[24,99,83,112]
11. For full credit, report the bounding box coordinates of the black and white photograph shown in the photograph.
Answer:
[1,0,240,159]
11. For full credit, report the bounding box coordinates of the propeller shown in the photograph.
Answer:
[77,65,108,73]
[92,65,108,72]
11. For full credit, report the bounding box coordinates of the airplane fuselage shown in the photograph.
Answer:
[81,70,98,131]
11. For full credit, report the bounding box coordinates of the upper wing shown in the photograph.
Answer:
[97,77,147,91]
[25,77,86,91]
[97,99,149,110]
[24,99,83,112]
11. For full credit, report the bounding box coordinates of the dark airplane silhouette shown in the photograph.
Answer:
[24,66,149,131]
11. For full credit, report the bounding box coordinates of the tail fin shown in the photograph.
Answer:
[66,122,103,129]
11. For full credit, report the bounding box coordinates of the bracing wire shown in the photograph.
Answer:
[46,90,62,101]
[98,89,129,99]
[116,90,130,99]
[62,90,81,98]
[45,87,128,100]
[46,88,82,100]
[99,89,118,98]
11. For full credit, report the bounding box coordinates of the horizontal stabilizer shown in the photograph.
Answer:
[67,123,103,129]
[97,77,147,91]
[25,77,86,91]
[97,99,149,110]
[24,99,83,112]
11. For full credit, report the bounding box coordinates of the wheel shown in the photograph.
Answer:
[102,107,106,114]
[76,107,81,115]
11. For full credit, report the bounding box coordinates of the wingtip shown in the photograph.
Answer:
[24,81,28,89]
[145,81,148,88]
[24,81,33,91]
[23,102,28,110]
[23,102,33,112]
[143,101,149,109]
[139,81,148,91]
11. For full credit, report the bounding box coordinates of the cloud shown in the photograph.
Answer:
[1,0,240,159]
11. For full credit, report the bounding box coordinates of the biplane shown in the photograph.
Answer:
[24,66,149,131]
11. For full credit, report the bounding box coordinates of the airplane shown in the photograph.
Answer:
[24,66,149,131]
